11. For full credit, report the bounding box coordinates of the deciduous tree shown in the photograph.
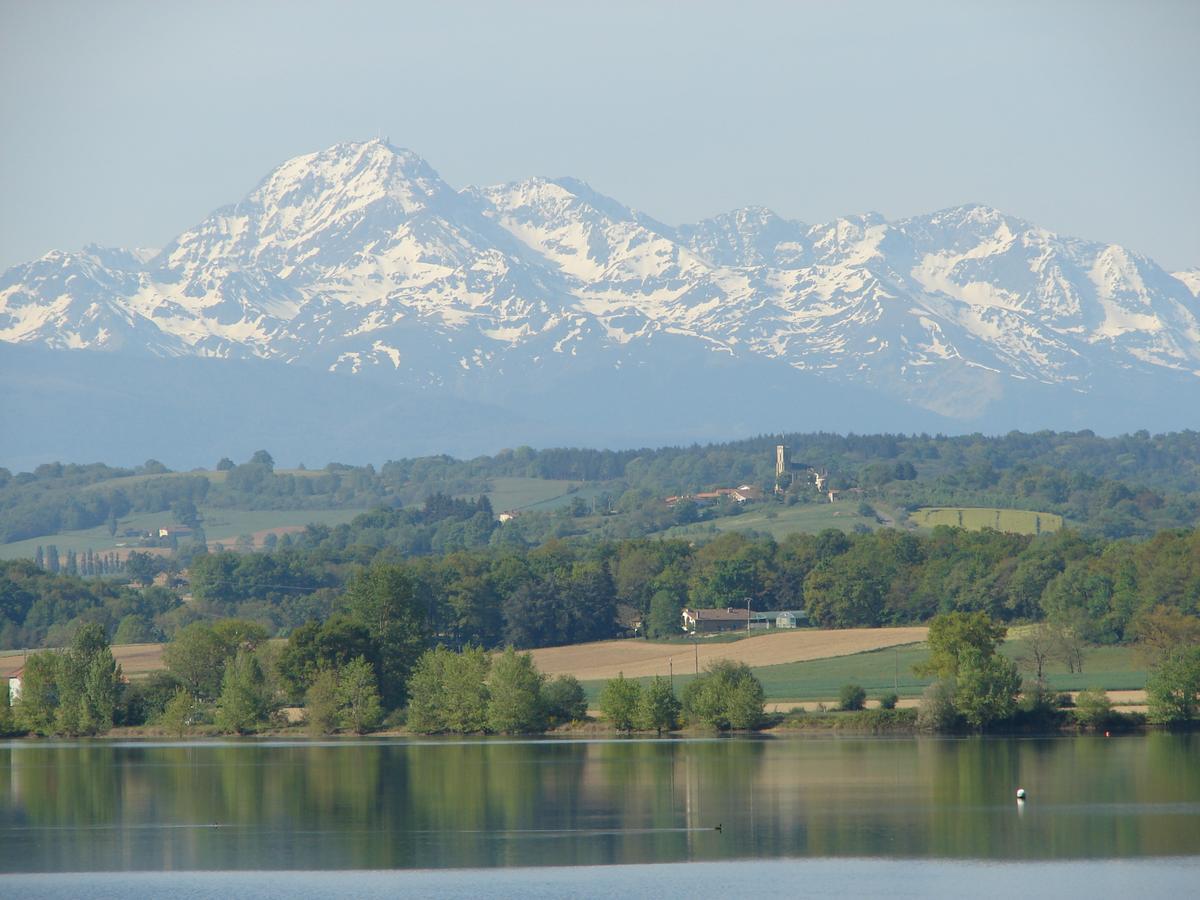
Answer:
[215,649,272,734]
[636,676,680,734]
[599,673,642,732]
[344,564,428,708]
[337,655,383,734]
[487,647,545,734]
[1146,646,1200,725]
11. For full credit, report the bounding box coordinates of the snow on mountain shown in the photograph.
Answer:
[1173,269,1200,298]
[2,139,1199,429]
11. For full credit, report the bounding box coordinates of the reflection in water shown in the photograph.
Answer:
[0,734,1197,871]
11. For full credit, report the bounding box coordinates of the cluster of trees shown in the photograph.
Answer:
[298,656,383,735]
[912,609,1200,731]
[914,612,1024,731]
[33,546,127,577]
[598,661,766,733]
[4,623,122,736]
[210,525,1200,648]
[403,646,587,734]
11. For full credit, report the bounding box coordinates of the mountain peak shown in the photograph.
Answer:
[3,141,1199,434]
[251,139,450,216]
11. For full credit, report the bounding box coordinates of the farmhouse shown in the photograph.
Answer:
[681,607,810,634]
[682,607,750,633]
[666,484,764,507]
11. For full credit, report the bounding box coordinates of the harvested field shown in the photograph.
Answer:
[528,626,928,682]
[111,643,166,674]
[0,642,165,678]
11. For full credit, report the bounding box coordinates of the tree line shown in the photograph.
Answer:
[3,523,1198,655]
[5,596,1196,739]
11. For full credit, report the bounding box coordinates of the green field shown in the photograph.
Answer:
[478,477,585,513]
[911,506,1063,535]
[0,507,371,560]
[580,638,1147,703]
[657,500,886,540]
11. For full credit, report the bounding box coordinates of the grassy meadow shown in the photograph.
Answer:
[579,637,1147,704]
[478,477,591,513]
[0,507,371,560]
[910,506,1063,535]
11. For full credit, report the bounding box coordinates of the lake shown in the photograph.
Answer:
[1,733,1197,894]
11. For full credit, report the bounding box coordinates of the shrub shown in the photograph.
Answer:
[543,675,588,725]
[838,684,867,711]
[877,692,899,710]
[117,671,181,726]
[916,678,960,733]
[1073,687,1113,729]
[1019,683,1057,716]
[159,688,201,738]
[681,660,765,730]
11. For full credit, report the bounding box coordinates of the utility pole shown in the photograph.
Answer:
[694,637,699,675]
[746,596,752,633]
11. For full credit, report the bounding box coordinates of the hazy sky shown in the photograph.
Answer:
[2,0,1197,271]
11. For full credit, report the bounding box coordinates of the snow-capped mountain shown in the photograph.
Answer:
[2,139,1198,465]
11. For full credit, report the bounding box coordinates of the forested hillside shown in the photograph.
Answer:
[3,510,1196,652]
[2,430,1199,548]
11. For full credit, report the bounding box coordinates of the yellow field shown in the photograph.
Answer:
[0,642,167,678]
[527,626,929,682]
[912,507,1062,535]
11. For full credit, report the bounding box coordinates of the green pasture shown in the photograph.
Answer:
[0,507,371,560]
[475,477,612,515]
[910,507,1063,535]
[78,469,227,493]
[580,638,1147,704]
[657,499,886,540]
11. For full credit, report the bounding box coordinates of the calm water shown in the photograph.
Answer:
[0,734,1197,880]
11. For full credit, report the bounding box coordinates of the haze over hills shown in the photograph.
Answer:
[2,139,1198,469]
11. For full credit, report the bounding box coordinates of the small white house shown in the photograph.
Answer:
[8,668,22,705]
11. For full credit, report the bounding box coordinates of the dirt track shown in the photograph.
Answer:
[528,627,929,681]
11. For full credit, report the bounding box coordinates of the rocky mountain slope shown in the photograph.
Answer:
[2,139,1197,465]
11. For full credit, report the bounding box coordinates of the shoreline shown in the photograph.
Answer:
[6,711,1174,743]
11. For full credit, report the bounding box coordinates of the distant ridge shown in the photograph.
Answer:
[2,139,1198,467]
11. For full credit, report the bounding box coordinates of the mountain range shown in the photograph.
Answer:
[2,139,1198,468]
